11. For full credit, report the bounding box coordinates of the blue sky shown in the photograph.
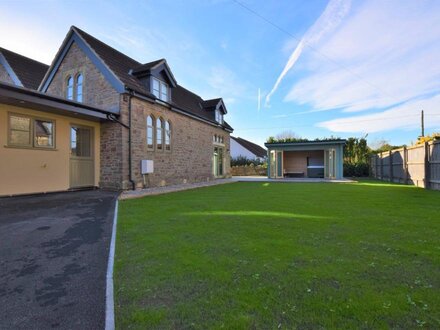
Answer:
[1,0,439,147]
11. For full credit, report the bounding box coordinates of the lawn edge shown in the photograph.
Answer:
[105,199,119,330]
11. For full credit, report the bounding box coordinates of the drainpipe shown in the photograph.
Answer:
[127,92,136,190]
[106,92,135,190]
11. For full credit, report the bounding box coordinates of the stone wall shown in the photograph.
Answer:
[0,63,15,85]
[128,97,231,188]
[231,165,267,176]
[45,42,120,112]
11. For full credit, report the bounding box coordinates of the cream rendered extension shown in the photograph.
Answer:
[0,104,100,196]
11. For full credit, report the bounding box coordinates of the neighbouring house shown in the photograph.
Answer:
[265,139,346,179]
[0,47,49,89]
[0,26,233,196]
[230,136,266,161]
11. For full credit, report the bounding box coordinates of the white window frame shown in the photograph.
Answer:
[152,77,169,102]
[165,120,171,151]
[75,73,83,103]
[156,117,163,150]
[215,109,223,124]
[66,75,74,100]
[146,115,155,150]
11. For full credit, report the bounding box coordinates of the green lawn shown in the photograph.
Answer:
[115,180,440,329]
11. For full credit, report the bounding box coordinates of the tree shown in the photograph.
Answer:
[275,130,300,140]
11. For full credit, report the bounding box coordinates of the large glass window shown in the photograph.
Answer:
[156,118,163,150]
[165,120,171,151]
[146,115,154,149]
[152,78,160,98]
[151,77,168,102]
[215,110,223,124]
[76,74,83,102]
[66,76,74,100]
[8,113,55,149]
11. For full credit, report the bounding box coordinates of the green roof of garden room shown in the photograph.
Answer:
[265,140,346,151]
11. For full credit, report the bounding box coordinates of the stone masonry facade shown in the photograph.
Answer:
[129,97,230,189]
[44,40,231,190]
[0,63,15,85]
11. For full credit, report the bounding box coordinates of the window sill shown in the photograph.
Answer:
[4,145,58,151]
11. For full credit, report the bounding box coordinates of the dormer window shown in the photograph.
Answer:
[152,77,168,102]
[215,109,223,124]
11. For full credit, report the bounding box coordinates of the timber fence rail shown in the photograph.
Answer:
[370,140,440,190]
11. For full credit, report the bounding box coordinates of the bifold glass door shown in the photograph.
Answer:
[269,150,283,178]
[213,147,224,177]
[324,149,336,179]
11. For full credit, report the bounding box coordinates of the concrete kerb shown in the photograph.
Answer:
[105,199,118,330]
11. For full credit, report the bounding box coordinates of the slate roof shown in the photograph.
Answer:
[0,47,49,90]
[202,98,222,109]
[72,27,148,96]
[72,26,232,131]
[132,59,166,74]
[231,136,267,158]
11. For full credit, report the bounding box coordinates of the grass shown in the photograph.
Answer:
[115,180,440,329]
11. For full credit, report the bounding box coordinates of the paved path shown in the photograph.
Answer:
[0,190,118,330]
[120,177,356,200]
[120,178,235,199]
[233,176,356,183]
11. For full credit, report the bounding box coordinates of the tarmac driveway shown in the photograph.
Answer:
[0,190,118,329]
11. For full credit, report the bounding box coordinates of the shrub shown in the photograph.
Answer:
[343,162,370,177]
[231,156,265,167]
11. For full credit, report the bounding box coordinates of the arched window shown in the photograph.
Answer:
[76,74,83,102]
[146,115,154,149]
[156,118,163,150]
[66,76,73,100]
[165,121,171,151]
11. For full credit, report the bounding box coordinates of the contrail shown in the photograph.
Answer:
[265,0,351,107]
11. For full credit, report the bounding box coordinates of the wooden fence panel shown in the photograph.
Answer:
[382,152,390,179]
[392,149,405,183]
[370,141,439,191]
[407,145,425,187]
[430,142,440,190]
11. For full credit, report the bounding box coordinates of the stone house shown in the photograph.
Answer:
[0,26,233,196]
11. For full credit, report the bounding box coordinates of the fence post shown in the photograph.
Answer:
[424,142,430,189]
[374,154,379,179]
[403,146,408,184]
[380,153,384,181]
[389,150,393,182]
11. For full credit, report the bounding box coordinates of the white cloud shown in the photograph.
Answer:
[265,0,351,106]
[317,94,440,133]
[205,65,249,103]
[284,0,440,132]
